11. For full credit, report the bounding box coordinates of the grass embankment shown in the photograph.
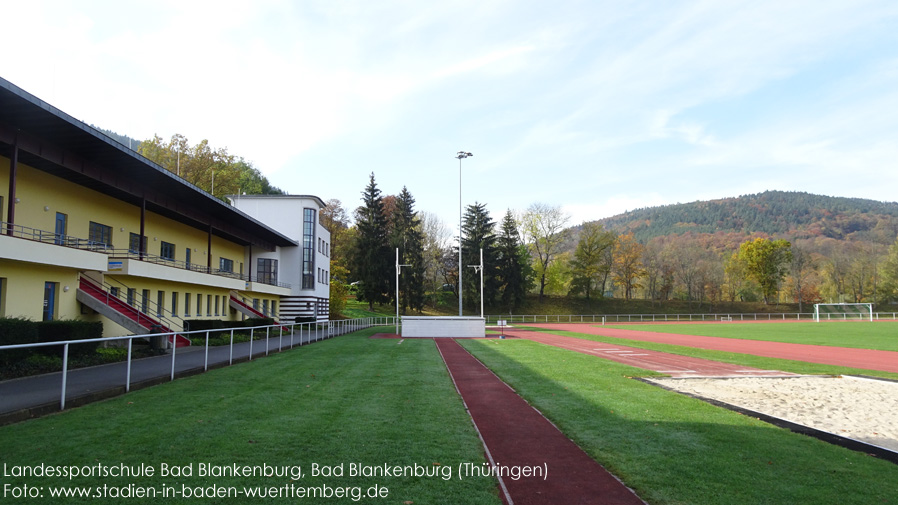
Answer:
[515,325,898,380]
[0,329,500,505]
[604,321,898,352]
[459,338,898,505]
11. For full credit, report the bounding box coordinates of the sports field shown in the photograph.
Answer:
[604,321,898,351]
[1,325,896,504]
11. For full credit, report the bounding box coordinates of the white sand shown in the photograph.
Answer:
[647,375,898,452]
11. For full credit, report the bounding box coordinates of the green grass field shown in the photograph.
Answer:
[0,328,500,505]
[2,326,896,504]
[459,338,898,505]
[603,321,898,352]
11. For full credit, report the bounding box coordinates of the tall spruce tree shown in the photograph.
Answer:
[352,173,391,310]
[496,210,533,312]
[460,203,500,311]
[391,187,426,314]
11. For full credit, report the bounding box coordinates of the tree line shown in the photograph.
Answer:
[327,176,898,315]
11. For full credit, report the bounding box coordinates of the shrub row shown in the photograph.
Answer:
[0,318,103,364]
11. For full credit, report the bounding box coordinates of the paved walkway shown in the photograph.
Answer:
[527,323,898,373]
[0,328,330,425]
[435,338,646,505]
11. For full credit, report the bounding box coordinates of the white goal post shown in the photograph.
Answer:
[813,303,873,322]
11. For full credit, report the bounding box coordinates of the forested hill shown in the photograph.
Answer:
[596,191,898,245]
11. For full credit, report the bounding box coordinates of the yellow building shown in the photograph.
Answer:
[0,77,329,344]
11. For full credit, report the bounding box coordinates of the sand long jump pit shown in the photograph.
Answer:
[644,375,898,461]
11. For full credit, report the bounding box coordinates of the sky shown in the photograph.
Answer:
[3,0,898,234]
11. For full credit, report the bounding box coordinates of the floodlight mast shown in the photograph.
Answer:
[456,151,472,317]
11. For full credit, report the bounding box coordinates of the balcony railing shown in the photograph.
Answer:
[2,221,290,289]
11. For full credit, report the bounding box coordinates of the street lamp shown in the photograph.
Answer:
[456,151,472,316]
[395,248,410,335]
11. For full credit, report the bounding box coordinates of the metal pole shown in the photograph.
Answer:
[396,248,400,335]
[480,248,484,318]
[60,343,69,410]
[126,338,133,392]
[459,155,463,316]
[170,333,177,381]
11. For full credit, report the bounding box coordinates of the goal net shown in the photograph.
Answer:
[813,303,873,322]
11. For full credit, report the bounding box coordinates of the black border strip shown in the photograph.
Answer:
[635,377,898,465]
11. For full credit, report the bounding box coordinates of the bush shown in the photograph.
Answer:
[37,320,103,358]
[294,316,316,324]
[243,317,275,328]
[0,317,39,364]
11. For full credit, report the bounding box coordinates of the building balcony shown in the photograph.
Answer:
[1,221,290,290]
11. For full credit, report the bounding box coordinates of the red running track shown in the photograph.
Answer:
[528,323,898,374]
[435,338,646,505]
[505,330,796,378]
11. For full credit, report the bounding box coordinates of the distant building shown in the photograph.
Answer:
[0,76,329,345]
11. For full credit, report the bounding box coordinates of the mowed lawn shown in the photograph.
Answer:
[603,321,898,351]
[0,329,500,505]
[459,338,898,505]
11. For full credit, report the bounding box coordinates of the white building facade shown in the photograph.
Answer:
[229,195,331,322]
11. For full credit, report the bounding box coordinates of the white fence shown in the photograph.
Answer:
[0,317,395,413]
[485,313,898,324]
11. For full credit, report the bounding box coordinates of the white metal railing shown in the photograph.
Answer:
[484,313,898,324]
[0,317,395,412]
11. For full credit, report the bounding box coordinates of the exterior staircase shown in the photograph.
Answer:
[229,293,288,330]
[77,276,190,347]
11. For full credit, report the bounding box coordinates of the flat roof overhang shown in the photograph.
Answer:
[0,76,296,251]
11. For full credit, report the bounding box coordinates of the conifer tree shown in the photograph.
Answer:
[496,210,533,312]
[391,187,426,314]
[351,173,391,310]
[461,203,500,311]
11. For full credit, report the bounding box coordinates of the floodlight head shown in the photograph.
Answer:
[456,151,473,159]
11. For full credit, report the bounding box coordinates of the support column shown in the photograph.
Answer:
[207,224,213,271]
[5,138,17,235]
[139,198,147,259]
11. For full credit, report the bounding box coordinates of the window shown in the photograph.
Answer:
[253,298,260,310]
[184,293,191,317]
[54,213,67,245]
[110,286,120,299]
[302,208,316,289]
[129,233,147,254]
[257,258,278,285]
[271,300,277,319]
[206,295,212,317]
[127,288,136,306]
[141,289,150,314]
[219,257,234,273]
[262,299,269,317]
[171,292,179,316]
[0,195,3,222]
[161,241,175,261]
[196,294,203,317]
[89,221,113,248]
[185,247,191,266]
[157,291,164,317]
[214,295,220,316]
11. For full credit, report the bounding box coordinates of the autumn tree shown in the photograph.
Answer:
[568,222,616,300]
[737,238,793,304]
[521,203,570,302]
[420,212,453,308]
[612,232,646,300]
[789,243,817,311]
[351,174,391,310]
[880,236,898,303]
[320,199,352,277]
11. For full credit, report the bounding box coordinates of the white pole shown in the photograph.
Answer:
[396,248,400,335]
[458,156,463,316]
[480,248,484,318]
